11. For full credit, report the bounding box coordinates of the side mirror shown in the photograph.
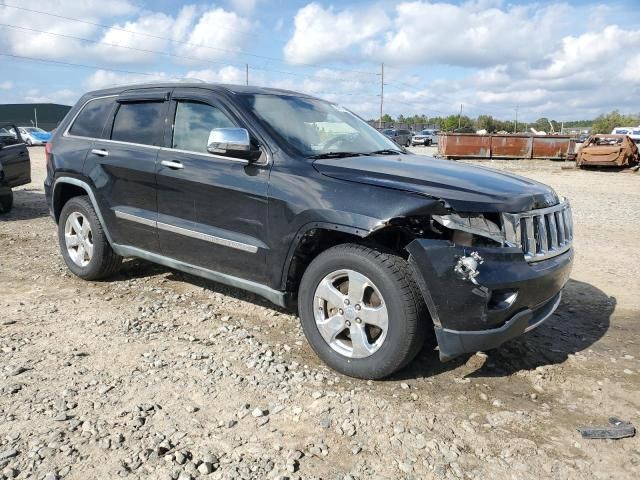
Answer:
[207,128,258,161]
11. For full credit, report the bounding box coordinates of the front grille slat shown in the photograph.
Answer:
[536,214,548,253]
[548,213,558,248]
[525,216,535,256]
[555,211,565,245]
[502,200,573,262]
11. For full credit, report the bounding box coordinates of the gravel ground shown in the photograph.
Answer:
[0,147,638,480]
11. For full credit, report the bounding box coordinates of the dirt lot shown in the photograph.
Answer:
[0,147,638,480]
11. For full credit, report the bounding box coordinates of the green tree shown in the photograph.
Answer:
[381,113,394,124]
[591,110,640,134]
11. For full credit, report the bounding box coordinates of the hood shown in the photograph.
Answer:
[313,154,559,213]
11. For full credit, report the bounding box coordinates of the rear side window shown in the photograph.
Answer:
[111,101,165,146]
[69,97,114,138]
[172,101,235,153]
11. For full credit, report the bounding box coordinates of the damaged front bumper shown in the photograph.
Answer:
[407,239,573,361]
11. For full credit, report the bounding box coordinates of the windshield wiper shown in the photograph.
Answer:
[307,151,367,159]
[367,149,405,155]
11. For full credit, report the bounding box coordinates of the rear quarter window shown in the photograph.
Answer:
[68,97,114,138]
[111,101,166,146]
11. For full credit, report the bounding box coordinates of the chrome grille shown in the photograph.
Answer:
[502,200,573,262]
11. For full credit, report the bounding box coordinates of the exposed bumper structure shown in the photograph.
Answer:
[407,239,573,361]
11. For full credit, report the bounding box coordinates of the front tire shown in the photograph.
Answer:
[0,188,13,214]
[58,196,122,280]
[298,244,427,379]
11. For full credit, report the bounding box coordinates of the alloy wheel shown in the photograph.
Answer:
[313,269,389,358]
[64,212,94,267]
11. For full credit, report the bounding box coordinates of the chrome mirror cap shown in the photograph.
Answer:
[207,128,251,156]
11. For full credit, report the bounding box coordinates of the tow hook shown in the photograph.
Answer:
[454,251,484,286]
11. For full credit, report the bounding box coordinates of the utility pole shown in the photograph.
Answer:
[458,104,463,129]
[514,105,518,133]
[245,64,249,86]
[378,63,384,129]
[34,107,38,129]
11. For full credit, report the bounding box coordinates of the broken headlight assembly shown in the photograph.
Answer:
[432,212,507,247]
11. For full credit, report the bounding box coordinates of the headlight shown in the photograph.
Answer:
[432,212,507,246]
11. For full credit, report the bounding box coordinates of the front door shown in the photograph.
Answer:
[85,89,171,252]
[155,89,270,284]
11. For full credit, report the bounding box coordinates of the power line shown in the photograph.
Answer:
[0,23,307,78]
[0,52,379,100]
[0,52,166,77]
[0,2,377,77]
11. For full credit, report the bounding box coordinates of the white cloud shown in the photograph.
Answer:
[23,88,78,104]
[84,70,175,90]
[229,0,262,15]
[0,81,13,90]
[185,66,246,84]
[0,2,252,66]
[90,13,175,64]
[284,3,390,64]
[182,8,253,63]
[373,1,571,67]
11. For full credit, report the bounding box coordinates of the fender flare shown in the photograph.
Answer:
[52,176,114,245]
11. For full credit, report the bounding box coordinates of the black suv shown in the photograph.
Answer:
[0,124,31,213]
[45,83,574,379]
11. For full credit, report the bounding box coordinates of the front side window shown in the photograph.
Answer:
[172,101,235,153]
[111,101,165,146]
[240,94,401,157]
[69,97,114,138]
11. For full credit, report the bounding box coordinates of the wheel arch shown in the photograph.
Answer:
[53,177,114,245]
[281,211,445,297]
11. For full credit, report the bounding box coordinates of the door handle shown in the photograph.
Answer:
[91,148,109,157]
[161,160,184,170]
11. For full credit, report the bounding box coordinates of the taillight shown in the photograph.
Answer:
[45,142,53,168]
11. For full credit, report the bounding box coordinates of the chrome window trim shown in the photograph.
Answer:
[64,94,270,166]
[159,146,251,165]
[63,94,118,139]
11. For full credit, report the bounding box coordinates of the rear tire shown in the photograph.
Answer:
[298,243,427,379]
[58,196,122,280]
[0,188,13,214]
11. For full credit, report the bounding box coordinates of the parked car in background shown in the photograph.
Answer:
[381,128,411,147]
[610,127,640,143]
[577,133,589,143]
[45,83,573,379]
[411,129,440,146]
[0,124,31,213]
[577,134,639,168]
[18,126,51,146]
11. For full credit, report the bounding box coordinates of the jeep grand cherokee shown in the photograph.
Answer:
[44,83,573,379]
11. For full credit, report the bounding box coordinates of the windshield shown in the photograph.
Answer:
[23,127,46,133]
[239,94,402,157]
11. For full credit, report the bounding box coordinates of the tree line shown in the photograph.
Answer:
[373,110,640,134]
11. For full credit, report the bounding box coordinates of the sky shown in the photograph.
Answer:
[0,0,639,122]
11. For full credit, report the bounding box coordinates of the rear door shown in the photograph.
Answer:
[155,88,270,283]
[0,124,30,187]
[85,88,171,253]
